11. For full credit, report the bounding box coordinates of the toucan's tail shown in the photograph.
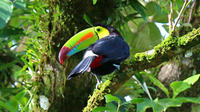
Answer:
[67,56,96,80]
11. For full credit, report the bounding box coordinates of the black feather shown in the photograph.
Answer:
[92,35,129,64]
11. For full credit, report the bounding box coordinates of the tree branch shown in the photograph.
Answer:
[83,27,200,112]
[168,1,173,32]
[172,0,189,32]
[187,0,196,23]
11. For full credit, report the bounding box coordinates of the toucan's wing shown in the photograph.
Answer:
[92,35,130,64]
[67,56,96,79]
[67,35,129,79]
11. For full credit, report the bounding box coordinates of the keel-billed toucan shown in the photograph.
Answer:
[58,24,130,83]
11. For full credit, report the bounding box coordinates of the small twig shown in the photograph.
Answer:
[168,1,173,32]
[172,0,189,33]
[187,0,196,23]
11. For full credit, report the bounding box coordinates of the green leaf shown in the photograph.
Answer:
[142,71,169,97]
[0,90,25,112]
[155,98,183,111]
[92,107,109,112]
[137,97,200,112]
[106,17,112,25]
[145,1,169,23]
[0,88,22,97]
[130,0,146,21]
[93,0,97,5]
[13,89,26,101]
[105,94,120,103]
[145,2,161,16]
[170,81,191,98]
[0,0,13,29]
[106,102,118,112]
[183,74,200,85]
[8,90,26,110]
[131,22,162,53]
[13,0,26,9]
[170,74,200,98]
[153,7,178,23]
[175,97,200,104]
[133,73,152,100]
[155,97,200,111]
[134,73,144,84]
[174,0,184,11]
[136,98,152,112]
[0,100,16,112]
[153,12,168,23]
[83,13,93,26]
[121,101,131,106]
[0,27,24,38]
[131,98,144,104]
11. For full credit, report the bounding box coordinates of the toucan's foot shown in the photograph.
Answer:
[95,80,102,89]
[92,73,102,89]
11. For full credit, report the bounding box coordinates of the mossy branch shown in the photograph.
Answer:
[83,27,200,112]
[82,80,111,112]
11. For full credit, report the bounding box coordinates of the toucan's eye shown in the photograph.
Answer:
[97,28,101,32]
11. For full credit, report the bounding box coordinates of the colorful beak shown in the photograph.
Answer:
[58,27,98,64]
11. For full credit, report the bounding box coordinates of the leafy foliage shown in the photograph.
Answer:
[0,0,48,111]
[83,13,93,26]
[142,71,169,98]
[0,0,200,111]
[93,0,98,5]
[94,74,200,112]
[0,0,13,29]
[170,74,200,98]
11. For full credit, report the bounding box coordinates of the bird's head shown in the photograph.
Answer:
[59,25,116,64]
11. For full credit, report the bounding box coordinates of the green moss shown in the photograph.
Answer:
[154,35,177,54]
[131,35,178,63]
[83,80,111,112]
[178,28,200,46]
[134,52,147,61]
[126,28,200,70]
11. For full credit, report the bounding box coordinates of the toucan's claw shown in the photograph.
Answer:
[95,80,102,89]
[113,64,120,70]
[92,73,102,89]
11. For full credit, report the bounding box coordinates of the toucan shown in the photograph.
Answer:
[58,24,130,85]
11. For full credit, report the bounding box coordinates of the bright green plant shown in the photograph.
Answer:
[0,0,47,111]
[0,0,26,29]
[94,73,200,112]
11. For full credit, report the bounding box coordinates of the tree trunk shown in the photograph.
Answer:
[31,0,117,111]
